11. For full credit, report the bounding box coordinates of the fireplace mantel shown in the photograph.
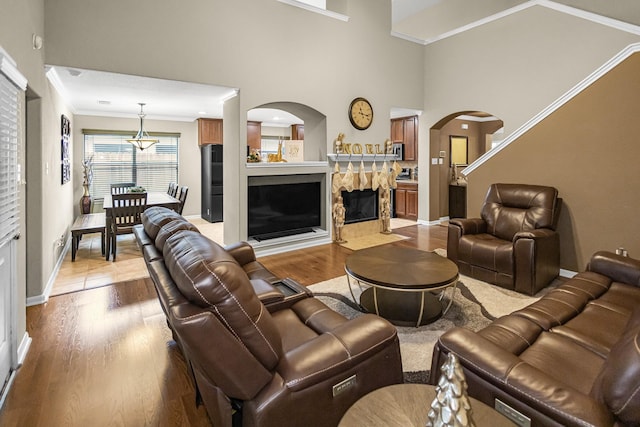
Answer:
[327,154,399,163]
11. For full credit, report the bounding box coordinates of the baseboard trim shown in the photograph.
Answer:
[559,268,577,278]
[26,236,70,306]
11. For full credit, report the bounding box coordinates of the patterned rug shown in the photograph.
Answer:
[308,270,548,383]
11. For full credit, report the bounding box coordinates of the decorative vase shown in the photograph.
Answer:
[80,184,92,214]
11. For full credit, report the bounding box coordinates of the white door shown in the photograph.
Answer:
[0,242,12,389]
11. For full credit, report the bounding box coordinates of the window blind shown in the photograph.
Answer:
[83,132,179,199]
[0,72,21,248]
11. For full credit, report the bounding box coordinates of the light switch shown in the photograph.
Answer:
[438,158,444,164]
[431,158,438,165]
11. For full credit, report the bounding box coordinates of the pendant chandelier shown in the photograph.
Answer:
[126,103,159,150]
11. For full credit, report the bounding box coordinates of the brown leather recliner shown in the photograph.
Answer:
[139,212,403,427]
[447,183,561,295]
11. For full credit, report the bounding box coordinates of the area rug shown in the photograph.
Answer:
[338,233,409,251]
[309,272,544,383]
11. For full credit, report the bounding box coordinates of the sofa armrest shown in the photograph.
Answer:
[251,279,285,306]
[225,241,257,266]
[278,314,399,391]
[513,227,556,241]
[588,251,640,287]
[449,217,487,235]
[433,328,613,427]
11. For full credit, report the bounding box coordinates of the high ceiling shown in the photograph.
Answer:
[47,0,637,124]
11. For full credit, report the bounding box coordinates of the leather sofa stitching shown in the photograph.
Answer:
[169,235,280,360]
[438,341,597,427]
[545,297,581,315]
[303,308,332,326]
[326,331,351,358]
[521,306,562,327]
[492,324,532,347]
[285,332,396,388]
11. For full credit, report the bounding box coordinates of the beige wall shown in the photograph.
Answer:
[419,5,640,224]
[43,0,425,243]
[466,52,640,271]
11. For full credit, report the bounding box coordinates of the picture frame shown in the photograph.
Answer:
[61,114,71,184]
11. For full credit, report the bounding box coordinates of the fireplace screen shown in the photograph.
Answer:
[342,189,378,224]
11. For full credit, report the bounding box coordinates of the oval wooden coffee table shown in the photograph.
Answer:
[338,384,515,426]
[345,246,458,327]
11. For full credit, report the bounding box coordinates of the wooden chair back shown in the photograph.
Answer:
[167,182,178,197]
[177,186,189,214]
[111,182,136,195]
[111,193,148,229]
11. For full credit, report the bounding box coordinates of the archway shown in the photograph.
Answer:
[428,111,503,221]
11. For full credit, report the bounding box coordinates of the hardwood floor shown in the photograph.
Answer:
[0,223,447,426]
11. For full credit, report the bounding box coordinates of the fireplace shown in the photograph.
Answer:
[248,174,326,241]
[342,189,379,224]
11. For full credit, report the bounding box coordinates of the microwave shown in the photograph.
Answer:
[392,143,404,160]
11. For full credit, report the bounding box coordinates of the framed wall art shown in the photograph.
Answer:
[61,114,71,184]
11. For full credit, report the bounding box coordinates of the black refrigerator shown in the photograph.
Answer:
[201,144,223,222]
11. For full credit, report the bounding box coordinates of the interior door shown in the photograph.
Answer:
[0,242,12,390]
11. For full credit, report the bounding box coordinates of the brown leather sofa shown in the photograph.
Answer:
[447,183,561,295]
[431,251,640,427]
[134,207,404,427]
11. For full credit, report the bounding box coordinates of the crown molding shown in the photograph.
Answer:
[277,0,349,22]
[463,42,640,176]
[392,1,640,46]
[0,47,27,90]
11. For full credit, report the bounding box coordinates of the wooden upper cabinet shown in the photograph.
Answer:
[391,119,404,142]
[247,121,262,152]
[403,116,417,161]
[390,116,417,161]
[291,124,304,140]
[198,118,223,145]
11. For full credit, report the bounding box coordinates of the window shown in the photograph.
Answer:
[0,71,22,247]
[83,130,179,200]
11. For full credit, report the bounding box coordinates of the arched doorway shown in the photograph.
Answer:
[428,111,503,221]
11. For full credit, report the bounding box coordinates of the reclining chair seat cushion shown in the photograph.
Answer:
[457,233,513,275]
[519,331,606,394]
[164,230,283,370]
[141,206,183,240]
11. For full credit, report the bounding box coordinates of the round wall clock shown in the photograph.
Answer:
[348,97,373,130]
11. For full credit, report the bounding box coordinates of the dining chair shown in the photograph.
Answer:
[167,182,177,197]
[177,186,188,214]
[111,182,136,195]
[109,192,147,261]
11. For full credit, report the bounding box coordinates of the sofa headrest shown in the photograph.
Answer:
[141,207,183,240]
[593,309,640,424]
[481,183,559,241]
[155,219,199,252]
[163,230,282,370]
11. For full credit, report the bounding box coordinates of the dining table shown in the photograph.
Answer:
[103,191,181,260]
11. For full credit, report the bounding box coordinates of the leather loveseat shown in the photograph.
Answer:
[133,207,404,427]
[431,251,640,427]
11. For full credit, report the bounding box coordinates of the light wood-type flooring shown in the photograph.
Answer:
[0,221,447,426]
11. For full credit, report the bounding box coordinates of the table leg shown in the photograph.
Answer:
[105,217,111,261]
[72,233,78,262]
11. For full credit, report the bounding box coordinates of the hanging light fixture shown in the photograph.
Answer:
[126,103,159,150]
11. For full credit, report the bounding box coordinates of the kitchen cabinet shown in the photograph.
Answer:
[390,116,417,161]
[247,121,261,152]
[198,118,223,146]
[395,182,418,221]
[291,124,304,140]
